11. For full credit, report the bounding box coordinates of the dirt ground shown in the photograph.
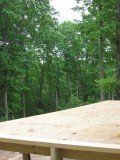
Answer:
[0,151,70,160]
[0,151,50,160]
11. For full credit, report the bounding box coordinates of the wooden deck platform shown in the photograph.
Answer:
[0,101,120,160]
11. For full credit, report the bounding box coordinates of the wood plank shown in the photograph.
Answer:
[0,135,120,154]
[50,148,63,160]
[0,142,50,155]
[61,149,120,160]
[0,141,120,160]
[0,101,120,159]
[23,154,31,160]
[0,101,120,146]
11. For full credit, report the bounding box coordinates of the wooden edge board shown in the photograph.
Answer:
[0,142,120,160]
[61,149,120,160]
[0,134,120,154]
[0,142,50,155]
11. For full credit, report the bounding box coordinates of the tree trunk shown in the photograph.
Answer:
[108,93,114,100]
[108,93,111,100]
[55,90,59,110]
[2,10,9,120]
[55,74,59,111]
[39,64,45,98]
[3,82,8,120]
[76,58,80,99]
[111,93,114,100]
[100,32,105,101]
[116,1,120,100]
[66,70,72,103]
[83,50,88,102]
[67,76,72,101]
[99,4,105,101]
[3,68,8,120]
[76,81,79,99]
[49,75,52,111]
[82,82,88,102]
[22,90,26,117]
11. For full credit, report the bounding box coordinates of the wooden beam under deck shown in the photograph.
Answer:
[0,142,120,160]
[23,154,31,160]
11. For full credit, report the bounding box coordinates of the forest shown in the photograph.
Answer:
[0,0,120,121]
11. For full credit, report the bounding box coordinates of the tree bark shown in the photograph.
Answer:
[22,90,26,117]
[55,90,59,110]
[66,70,72,103]
[76,81,79,99]
[99,4,105,101]
[116,1,120,99]
[3,67,8,120]
[3,81,8,120]
[49,75,52,111]
[39,64,45,98]
[82,82,88,102]
[111,93,114,100]
[2,7,9,120]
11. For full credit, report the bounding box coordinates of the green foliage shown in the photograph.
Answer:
[0,0,119,121]
[65,95,85,109]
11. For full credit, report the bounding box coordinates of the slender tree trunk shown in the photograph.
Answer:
[49,75,52,110]
[108,93,114,100]
[83,51,88,102]
[55,73,59,110]
[22,90,26,117]
[100,35,105,101]
[116,1,120,99]
[2,12,9,120]
[108,93,111,100]
[67,75,72,101]
[82,82,88,102]
[76,81,79,99]
[3,82,8,120]
[66,70,72,102]
[65,54,72,102]
[68,77,72,97]
[3,68,8,120]
[111,93,114,100]
[55,90,59,110]
[76,58,80,99]
[39,64,45,98]
[99,5,105,101]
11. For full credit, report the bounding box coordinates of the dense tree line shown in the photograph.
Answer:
[0,0,120,121]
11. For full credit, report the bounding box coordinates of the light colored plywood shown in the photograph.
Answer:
[0,101,120,144]
[0,101,120,155]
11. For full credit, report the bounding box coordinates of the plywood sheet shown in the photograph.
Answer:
[0,101,120,145]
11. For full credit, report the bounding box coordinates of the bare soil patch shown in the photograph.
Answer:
[0,151,49,160]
